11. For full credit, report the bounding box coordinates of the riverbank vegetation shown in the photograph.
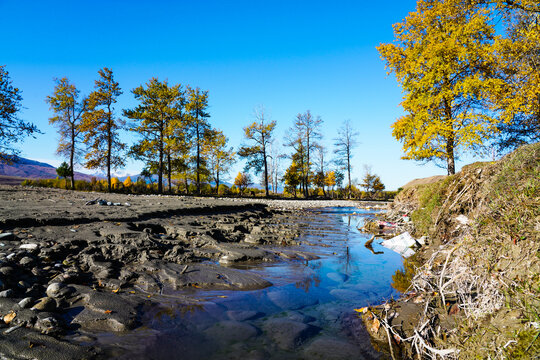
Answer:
[370,143,539,359]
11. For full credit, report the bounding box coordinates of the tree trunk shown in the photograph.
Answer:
[107,109,112,193]
[446,136,455,175]
[70,125,75,190]
[263,148,269,197]
[158,121,164,194]
[167,150,172,194]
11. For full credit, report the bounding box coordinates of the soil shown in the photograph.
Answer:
[0,185,385,359]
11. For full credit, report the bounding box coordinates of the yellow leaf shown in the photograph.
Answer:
[217,295,227,298]
[129,291,136,294]
[354,307,368,314]
[112,288,120,293]
[104,310,112,314]
[3,311,16,324]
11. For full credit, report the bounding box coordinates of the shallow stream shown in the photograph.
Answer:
[99,207,404,359]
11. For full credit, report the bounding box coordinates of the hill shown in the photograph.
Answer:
[0,157,100,183]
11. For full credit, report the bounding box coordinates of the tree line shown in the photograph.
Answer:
[0,65,378,198]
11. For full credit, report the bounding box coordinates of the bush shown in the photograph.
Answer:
[218,184,230,196]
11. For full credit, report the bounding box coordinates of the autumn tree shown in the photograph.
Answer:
[203,128,235,193]
[361,166,385,198]
[124,78,184,194]
[325,170,336,197]
[46,77,86,189]
[490,7,540,151]
[333,120,359,199]
[185,87,210,194]
[80,68,125,192]
[238,106,276,197]
[283,161,301,198]
[378,0,504,174]
[313,145,328,196]
[285,110,323,197]
[0,65,40,162]
[234,172,251,196]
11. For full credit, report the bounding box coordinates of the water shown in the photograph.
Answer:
[100,207,404,359]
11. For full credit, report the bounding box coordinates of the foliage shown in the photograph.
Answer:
[80,68,125,192]
[361,167,385,198]
[124,78,184,193]
[0,66,41,162]
[284,110,323,197]
[123,176,133,188]
[217,183,230,196]
[378,0,503,175]
[56,161,71,189]
[46,77,86,189]
[185,86,211,194]
[238,106,276,197]
[233,172,251,195]
[203,128,235,192]
[283,161,301,197]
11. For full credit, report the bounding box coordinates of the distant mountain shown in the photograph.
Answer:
[0,157,101,182]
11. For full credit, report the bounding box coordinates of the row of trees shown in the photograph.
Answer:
[44,68,236,194]
[1,65,364,197]
[378,0,539,175]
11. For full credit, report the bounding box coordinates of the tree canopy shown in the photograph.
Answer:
[0,66,40,163]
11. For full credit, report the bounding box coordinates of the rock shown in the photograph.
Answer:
[19,243,39,251]
[32,297,57,312]
[303,337,361,360]
[226,310,262,321]
[46,283,64,298]
[0,267,14,276]
[19,256,35,266]
[205,321,259,344]
[329,288,362,302]
[326,272,349,283]
[17,297,33,309]
[267,287,319,310]
[0,233,15,241]
[35,315,62,335]
[263,319,319,350]
[0,289,14,298]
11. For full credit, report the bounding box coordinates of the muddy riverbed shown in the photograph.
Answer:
[0,187,399,359]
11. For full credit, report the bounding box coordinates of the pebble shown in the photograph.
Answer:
[46,283,64,298]
[32,297,56,311]
[0,289,14,298]
[19,257,34,266]
[19,243,38,250]
[6,253,16,260]
[17,297,33,309]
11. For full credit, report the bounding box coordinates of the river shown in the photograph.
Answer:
[96,206,403,359]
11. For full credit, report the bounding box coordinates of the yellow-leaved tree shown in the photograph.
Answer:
[378,0,503,174]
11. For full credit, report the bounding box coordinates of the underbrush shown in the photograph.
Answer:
[383,143,540,359]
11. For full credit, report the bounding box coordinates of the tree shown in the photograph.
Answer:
[124,78,184,194]
[333,120,359,199]
[185,87,210,194]
[283,161,301,198]
[361,166,385,198]
[203,128,235,193]
[80,68,125,192]
[238,106,276,197]
[491,8,540,151]
[313,144,328,197]
[0,66,40,162]
[285,110,323,197]
[378,0,502,175]
[123,176,133,189]
[46,77,86,189]
[56,161,71,189]
[234,172,251,196]
[325,170,336,197]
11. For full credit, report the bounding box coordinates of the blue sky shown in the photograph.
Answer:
[1,0,492,190]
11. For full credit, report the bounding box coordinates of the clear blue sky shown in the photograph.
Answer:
[2,0,491,190]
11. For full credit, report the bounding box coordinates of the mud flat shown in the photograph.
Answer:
[0,186,386,359]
